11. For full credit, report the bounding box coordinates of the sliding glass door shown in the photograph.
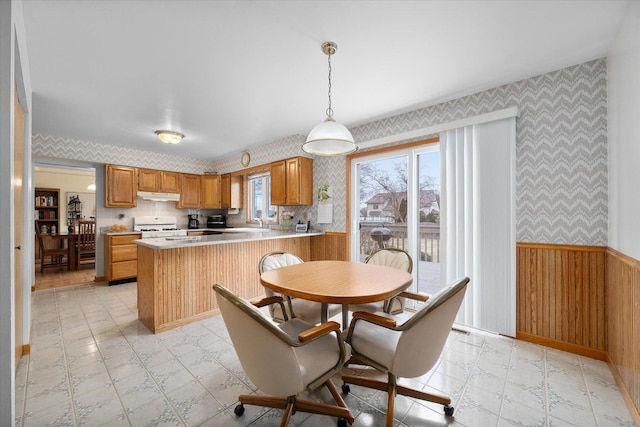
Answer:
[350,141,440,306]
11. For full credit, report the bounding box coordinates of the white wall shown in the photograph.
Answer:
[608,1,640,260]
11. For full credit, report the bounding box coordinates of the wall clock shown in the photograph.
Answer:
[241,151,251,167]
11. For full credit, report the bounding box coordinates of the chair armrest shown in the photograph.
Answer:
[298,321,341,343]
[397,291,429,302]
[252,296,289,321]
[346,311,398,343]
[352,311,397,328]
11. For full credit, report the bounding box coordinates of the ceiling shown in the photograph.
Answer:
[22,1,628,162]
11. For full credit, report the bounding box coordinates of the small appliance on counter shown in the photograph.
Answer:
[206,215,226,228]
[188,214,199,229]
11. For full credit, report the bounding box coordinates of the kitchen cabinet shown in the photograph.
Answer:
[105,164,137,208]
[177,173,201,208]
[105,233,141,285]
[221,174,243,209]
[138,169,180,193]
[201,174,221,209]
[160,171,180,193]
[270,156,313,205]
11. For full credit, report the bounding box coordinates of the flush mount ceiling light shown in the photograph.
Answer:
[302,41,357,156]
[87,183,96,191]
[155,130,184,145]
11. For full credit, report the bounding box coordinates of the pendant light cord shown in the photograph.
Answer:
[326,52,334,118]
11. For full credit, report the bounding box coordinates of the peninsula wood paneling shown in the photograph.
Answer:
[136,236,312,333]
[310,232,347,261]
[606,248,640,423]
[516,243,607,358]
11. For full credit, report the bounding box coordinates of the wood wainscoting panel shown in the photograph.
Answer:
[606,248,640,423]
[310,232,347,261]
[136,237,312,333]
[516,243,607,358]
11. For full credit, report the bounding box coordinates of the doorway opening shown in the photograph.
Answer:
[33,163,97,290]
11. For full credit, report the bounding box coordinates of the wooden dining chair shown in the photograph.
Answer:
[76,220,96,268]
[35,221,69,273]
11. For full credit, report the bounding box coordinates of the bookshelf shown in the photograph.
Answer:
[35,187,60,234]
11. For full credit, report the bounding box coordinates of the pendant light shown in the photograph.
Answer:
[302,42,357,156]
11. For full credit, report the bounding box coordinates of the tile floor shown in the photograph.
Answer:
[15,282,636,427]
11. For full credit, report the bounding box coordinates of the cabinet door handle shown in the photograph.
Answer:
[15,245,21,250]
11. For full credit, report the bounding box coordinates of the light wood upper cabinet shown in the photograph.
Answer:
[270,157,313,206]
[270,161,287,205]
[160,171,180,193]
[137,168,160,192]
[201,174,221,209]
[138,168,180,193]
[106,164,137,207]
[177,173,201,208]
[221,174,243,209]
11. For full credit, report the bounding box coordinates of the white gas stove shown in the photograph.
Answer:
[133,216,188,238]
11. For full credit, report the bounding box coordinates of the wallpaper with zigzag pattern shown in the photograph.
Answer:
[33,58,607,245]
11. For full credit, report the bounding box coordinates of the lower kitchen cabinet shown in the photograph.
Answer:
[105,233,141,285]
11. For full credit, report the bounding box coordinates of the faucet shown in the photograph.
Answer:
[257,217,263,228]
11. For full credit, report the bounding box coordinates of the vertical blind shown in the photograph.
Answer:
[440,117,516,336]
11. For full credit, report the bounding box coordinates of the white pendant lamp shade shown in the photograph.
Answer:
[303,41,357,156]
[303,117,356,156]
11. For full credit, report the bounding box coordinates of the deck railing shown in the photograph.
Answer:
[359,222,441,263]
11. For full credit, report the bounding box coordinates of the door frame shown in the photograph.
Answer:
[346,137,439,289]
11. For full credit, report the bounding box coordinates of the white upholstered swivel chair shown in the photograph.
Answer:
[213,284,354,426]
[259,251,341,324]
[349,248,415,315]
[341,277,470,426]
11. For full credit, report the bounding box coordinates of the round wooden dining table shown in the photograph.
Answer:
[260,260,413,327]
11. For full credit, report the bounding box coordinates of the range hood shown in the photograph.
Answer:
[137,191,181,202]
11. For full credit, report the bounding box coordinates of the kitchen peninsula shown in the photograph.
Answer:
[135,229,322,333]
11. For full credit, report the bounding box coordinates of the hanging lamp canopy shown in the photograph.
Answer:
[302,42,357,156]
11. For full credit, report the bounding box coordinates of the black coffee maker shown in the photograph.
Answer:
[188,214,199,229]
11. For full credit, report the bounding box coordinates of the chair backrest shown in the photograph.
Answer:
[77,220,96,247]
[259,252,303,297]
[392,277,469,378]
[34,221,45,251]
[259,251,303,274]
[214,284,306,397]
[365,248,413,273]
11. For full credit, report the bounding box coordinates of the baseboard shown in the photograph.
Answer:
[31,285,35,292]
[516,332,607,361]
[94,276,106,282]
[22,344,30,355]
[606,354,640,426]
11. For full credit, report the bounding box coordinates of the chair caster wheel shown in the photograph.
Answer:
[444,404,454,416]
[234,403,245,416]
[341,384,350,394]
[337,417,348,427]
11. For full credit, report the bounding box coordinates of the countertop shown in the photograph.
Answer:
[134,229,323,249]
